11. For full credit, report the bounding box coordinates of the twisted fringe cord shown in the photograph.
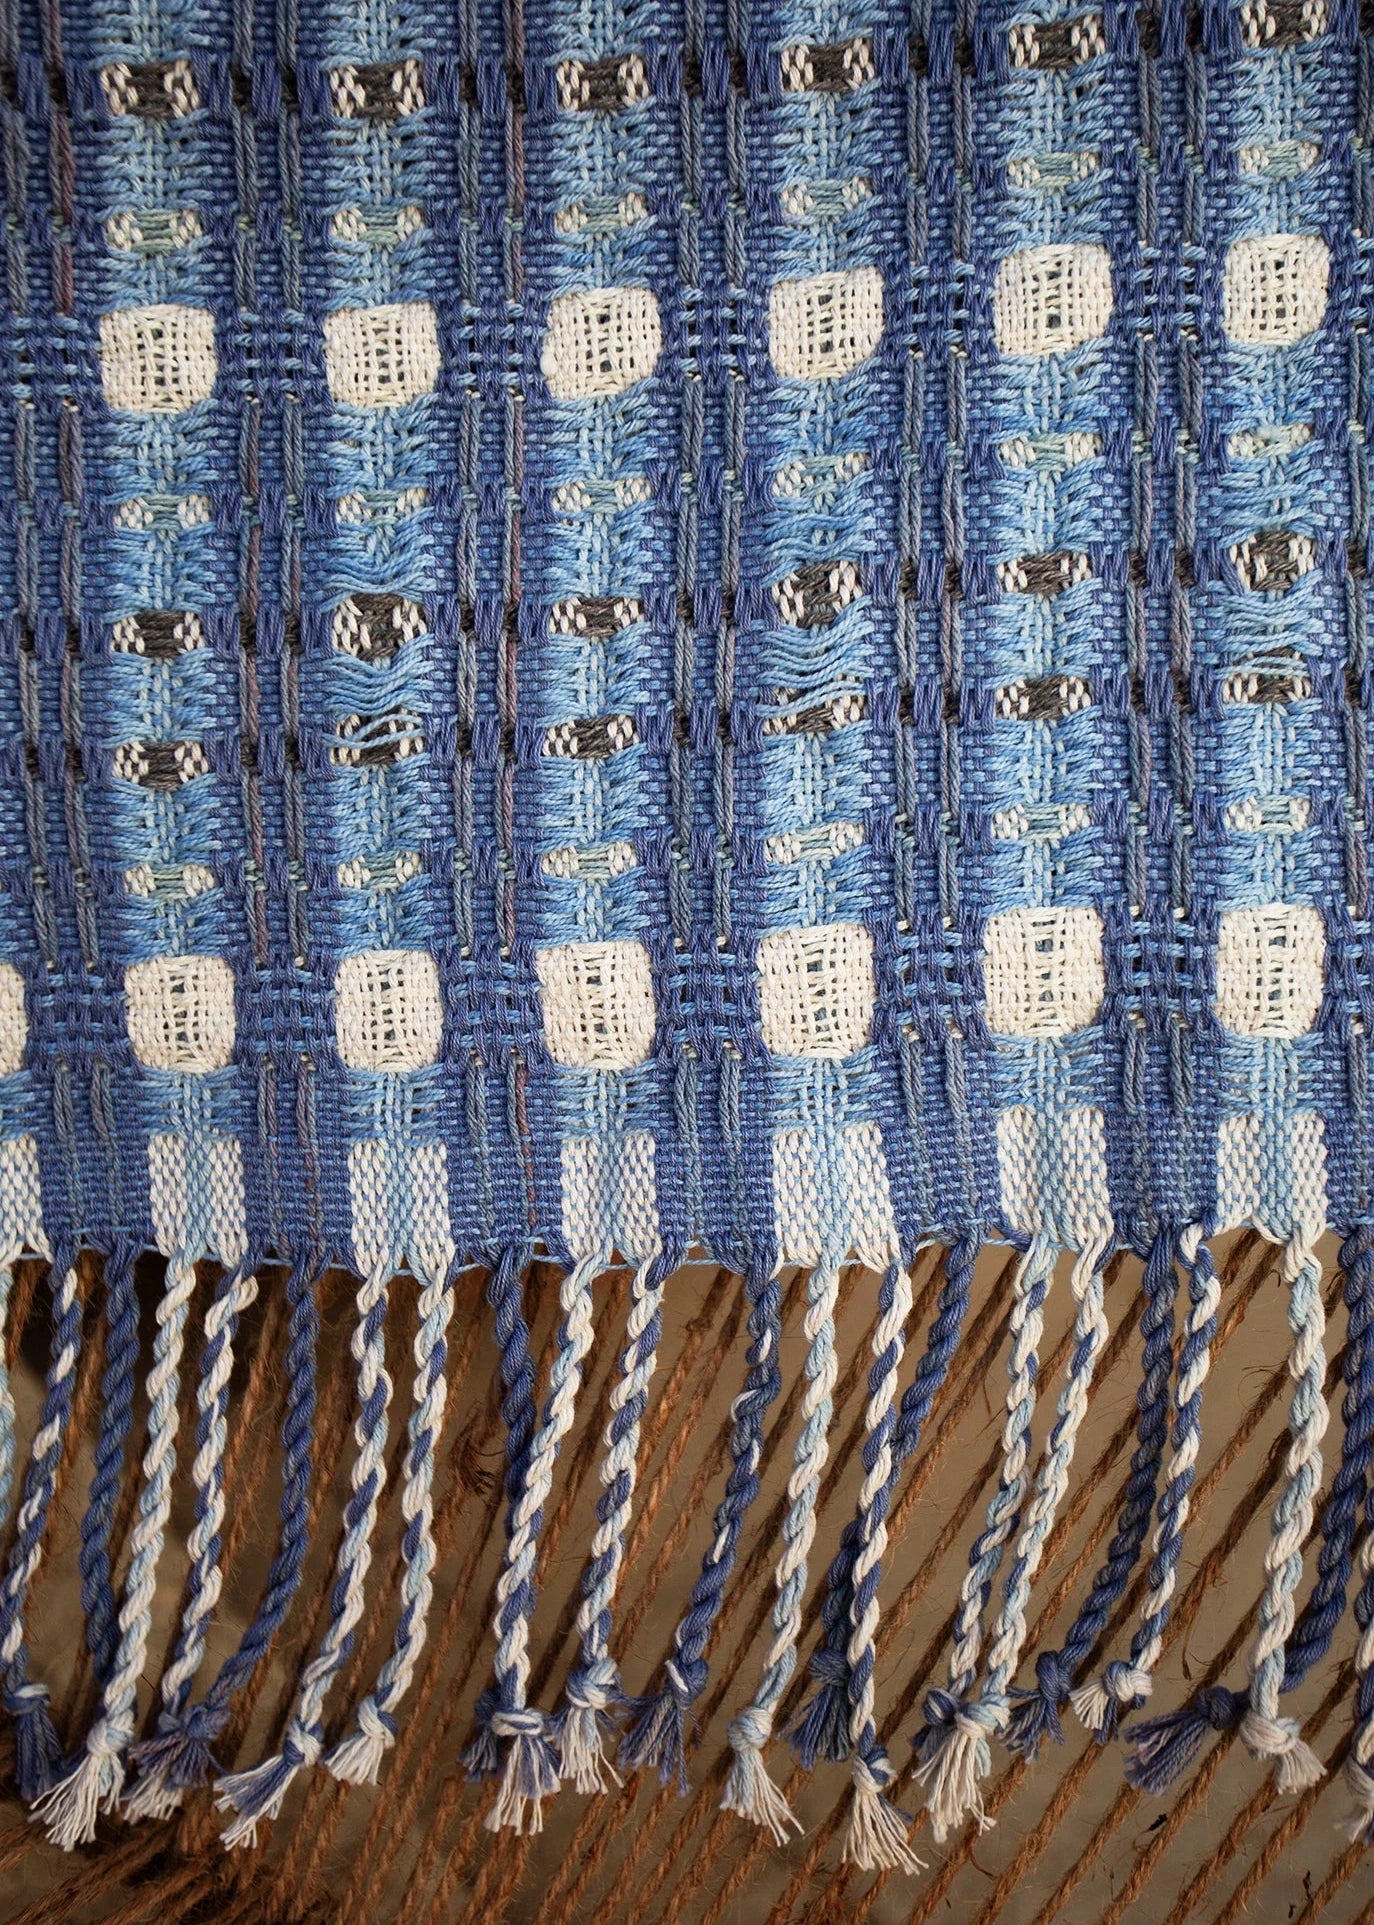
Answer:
[122,1262,261,1821]
[77,1244,140,1705]
[556,1247,671,1795]
[840,1260,922,1875]
[1343,1224,1374,1843]
[622,1255,784,1787]
[37,1253,199,1847]
[327,1260,459,1787]
[1125,1227,1370,1797]
[217,1259,393,1847]
[0,1250,23,1534]
[1077,1228,1211,1746]
[124,1257,319,1815]
[1237,1234,1328,1792]
[464,1250,603,1834]
[935,1227,1113,1831]
[0,1253,78,1799]
[1006,1227,1178,1756]
[790,1236,979,1771]
[914,1234,1054,1841]
[721,1255,843,1843]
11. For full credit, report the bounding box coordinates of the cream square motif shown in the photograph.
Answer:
[536,940,656,1070]
[125,954,236,1073]
[148,1132,246,1265]
[560,1131,659,1262]
[0,1135,44,1262]
[335,948,444,1071]
[1215,904,1325,1037]
[99,304,217,413]
[542,286,662,400]
[758,921,875,1060]
[993,245,1113,356]
[769,267,884,381]
[1217,1111,1327,1245]
[983,906,1105,1038]
[771,1121,898,1267]
[1223,235,1329,346]
[997,1105,1112,1244]
[324,302,441,408]
[0,963,25,1076]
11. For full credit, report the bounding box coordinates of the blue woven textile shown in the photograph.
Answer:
[1,0,1373,1869]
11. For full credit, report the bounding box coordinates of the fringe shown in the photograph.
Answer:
[4,1225,1373,1871]
[125,1256,319,1818]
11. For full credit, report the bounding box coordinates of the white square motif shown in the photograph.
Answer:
[769,267,884,381]
[335,948,444,1071]
[1215,904,1325,1037]
[983,906,1105,1038]
[542,286,663,400]
[1223,234,1329,346]
[0,963,25,1076]
[125,954,236,1072]
[324,302,442,408]
[535,939,656,1069]
[993,245,1113,356]
[99,304,218,413]
[758,921,875,1059]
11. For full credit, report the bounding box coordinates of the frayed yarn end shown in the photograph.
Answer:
[786,1650,852,1770]
[1125,1686,1242,1793]
[1340,1757,1374,1844]
[720,1714,801,1846]
[482,1720,561,1836]
[556,1703,623,1796]
[216,1726,320,1850]
[7,1683,62,1803]
[325,1696,397,1788]
[913,1695,996,1844]
[1239,1710,1324,1795]
[1004,1651,1073,1760]
[123,1719,220,1823]
[841,1755,922,1875]
[619,1662,701,1790]
[33,1734,124,1851]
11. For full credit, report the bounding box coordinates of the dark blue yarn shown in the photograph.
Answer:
[621,1257,783,1786]
[790,1235,979,1769]
[0,1251,81,1800]
[1006,1226,1179,1757]
[77,1240,139,1690]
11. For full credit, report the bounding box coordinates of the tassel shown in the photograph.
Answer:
[217,1722,321,1849]
[481,1707,560,1837]
[720,1707,802,1845]
[620,1655,703,1788]
[125,1257,319,1819]
[842,1752,923,1875]
[1124,1684,1243,1792]
[0,1254,82,1803]
[622,1253,784,1785]
[789,1238,979,1770]
[720,1255,839,1839]
[914,1236,1054,1837]
[913,1690,998,1843]
[219,1257,393,1845]
[555,1657,623,1796]
[553,1247,673,1794]
[326,1253,459,1786]
[31,1720,124,1849]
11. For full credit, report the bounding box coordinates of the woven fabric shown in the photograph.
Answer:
[0,0,1373,1878]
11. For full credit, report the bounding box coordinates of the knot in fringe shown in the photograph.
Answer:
[665,1656,707,1705]
[565,1657,619,1712]
[487,1706,547,1741]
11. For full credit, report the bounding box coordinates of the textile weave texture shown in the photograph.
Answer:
[1,0,1374,1884]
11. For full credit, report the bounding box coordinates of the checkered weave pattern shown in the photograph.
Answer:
[1,0,1374,1876]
